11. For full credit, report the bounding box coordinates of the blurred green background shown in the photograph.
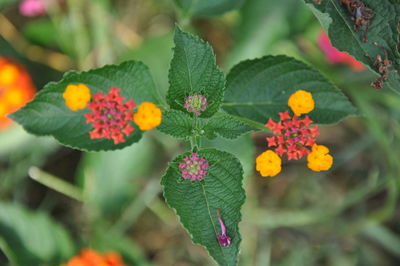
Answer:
[0,0,400,265]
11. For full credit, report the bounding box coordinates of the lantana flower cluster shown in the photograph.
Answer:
[62,84,162,144]
[256,89,333,177]
[0,57,36,129]
[179,152,209,181]
[84,87,136,144]
[265,110,319,160]
[184,94,208,115]
[62,248,126,266]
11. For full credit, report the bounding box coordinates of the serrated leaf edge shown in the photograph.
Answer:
[161,148,245,266]
[224,54,359,124]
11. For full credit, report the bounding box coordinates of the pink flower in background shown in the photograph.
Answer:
[19,0,47,17]
[318,31,366,72]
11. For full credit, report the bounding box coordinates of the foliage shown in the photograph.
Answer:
[223,55,357,124]
[304,0,400,92]
[10,61,158,151]
[1,0,400,265]
[0,203,74,266]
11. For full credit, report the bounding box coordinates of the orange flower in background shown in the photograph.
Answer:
[318,31,366,71]
[0,57,36,130]
[62,248,126,266]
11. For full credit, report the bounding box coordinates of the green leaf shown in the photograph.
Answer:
[10,61,158,151]
[304,0,400,93]
[174,0,245,17]
[161,149,245,266]
[157,110,194,139]
[204,113,254,139]
[223,55,357,124]
[0,202,74,266]
[158,110,253,140]
[167,27,225,118]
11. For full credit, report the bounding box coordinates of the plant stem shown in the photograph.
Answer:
[0,238,18,265]
[28,167,84,202]
[226,114,270,132]
[109,178,161,236]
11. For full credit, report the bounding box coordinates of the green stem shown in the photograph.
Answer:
[28,167,83,202]
[189,136,196,150]
[109,178,161,235]
[227,114,270,132]
[0,237,18,265]
[189,115,201,150]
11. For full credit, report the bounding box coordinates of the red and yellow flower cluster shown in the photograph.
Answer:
[84,88,136,144]
[0,57,36,129]
[62,84,162,144]
[62,248,126,266]
[256,90,333,177]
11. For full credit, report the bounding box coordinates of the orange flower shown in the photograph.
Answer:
[307,144,333,172]
[288,90,314,117]
[133,102,162,130]
[63,83,91,111]
[63,248,126,266]
[0,57,36,129]
[256,150,282,177]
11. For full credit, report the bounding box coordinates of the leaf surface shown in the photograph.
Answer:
[204,113,254,139]
[161,149,245,266]
[167,27,225,118]
[304,0,400,92]
[223,55,357,124]
[10,61,158,151]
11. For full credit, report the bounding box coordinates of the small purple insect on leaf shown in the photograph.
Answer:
[216,208,231,247]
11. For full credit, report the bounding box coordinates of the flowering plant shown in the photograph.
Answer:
[1,0,400,264]
[8,26,358,265]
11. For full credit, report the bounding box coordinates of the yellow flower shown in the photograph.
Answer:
[133,102,162,130]
[63,84,91,111]
[0,64,19,85]
[288,89,314,116]
[256,150,282,177]
[307,144,333,172]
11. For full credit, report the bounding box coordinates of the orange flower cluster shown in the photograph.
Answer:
[0,57,36,129]
[62,248,126,266]
[256,90,333,177]
[62,84,163,143]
